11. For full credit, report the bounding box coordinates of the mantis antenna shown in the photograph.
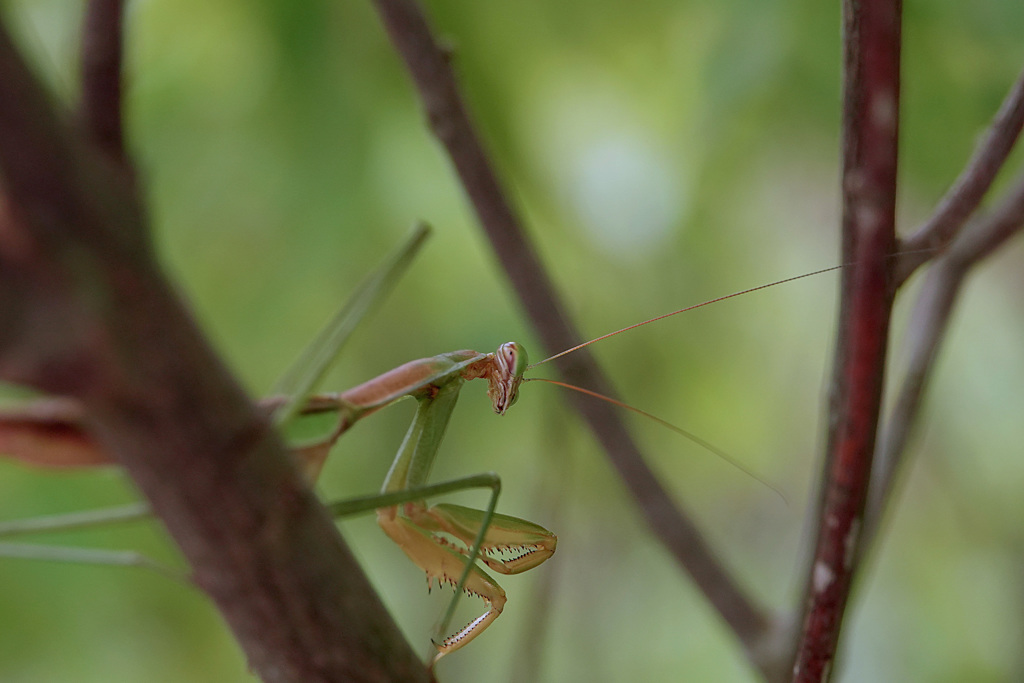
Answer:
[528,264,846,370]
[523,377,790,504]
[520,249,935,499]
[529,248,936,370]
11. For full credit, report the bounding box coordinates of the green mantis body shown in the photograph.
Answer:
[0,344,557,659]
[0,228,559,662]
[303,344,556,656]
[0,226,841,662]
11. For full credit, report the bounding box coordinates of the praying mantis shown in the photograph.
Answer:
[0,224,843,664]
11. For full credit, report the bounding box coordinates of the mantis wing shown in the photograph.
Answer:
[270,223,431,429]
[0,224,432,474]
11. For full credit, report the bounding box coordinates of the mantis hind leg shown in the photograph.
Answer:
[0,502,184,580]
[0,542,181,579]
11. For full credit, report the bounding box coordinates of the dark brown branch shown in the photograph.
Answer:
[369,0,779,675]
[896,65,1024,283]
[866,174,1024,546]
[79,0,128,166]
[0,18,429,683]
[792,1,901,681]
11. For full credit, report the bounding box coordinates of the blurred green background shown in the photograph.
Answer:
[1,0,1024,681]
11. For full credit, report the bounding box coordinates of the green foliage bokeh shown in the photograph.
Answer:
[1,1,1023,681]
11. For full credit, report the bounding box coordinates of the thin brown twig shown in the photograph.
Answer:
[896,65,1024,283]
[369,0,780,675]
[945,174,1024,265]
[792,1,901,680]
[865,174,1024,548]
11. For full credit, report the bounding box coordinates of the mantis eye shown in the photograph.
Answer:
[497,342,529,378]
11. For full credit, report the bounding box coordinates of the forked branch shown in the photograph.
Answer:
[794,4,1024,681]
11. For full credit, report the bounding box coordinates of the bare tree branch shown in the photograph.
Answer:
[945,173,1024,265]
[0,16,429,683]
[79,0,128,167]
[792,1,902,680]
[866,174,1024,548]
[896,65,1024,283]
[368,0,781,676]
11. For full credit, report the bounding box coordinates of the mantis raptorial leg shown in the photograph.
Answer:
[0,224,874,661]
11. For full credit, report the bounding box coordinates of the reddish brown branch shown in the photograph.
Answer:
[792,1,902,681]
[0,17,429,683]
[370,0,779,674]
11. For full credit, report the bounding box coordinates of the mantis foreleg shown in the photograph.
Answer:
[355,362,555,660]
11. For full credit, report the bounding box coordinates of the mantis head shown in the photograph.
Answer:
[488,342,529,415]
